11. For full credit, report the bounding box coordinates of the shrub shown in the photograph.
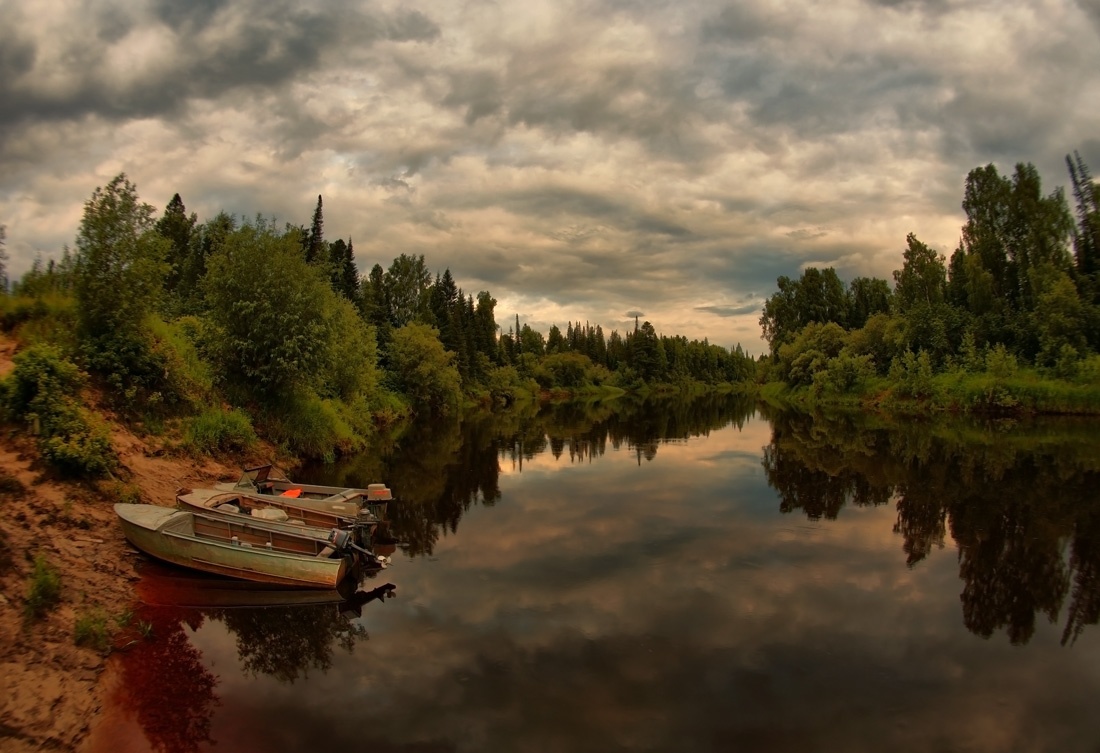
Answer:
[102,481,144,505]
[889,349,937,400]
[485,365,521,404]
[985,344,1019,378]
[1,345,116,477]
[537,352,592,389]
[812,352,875,396]
[25,555,61,619]
[0,294,79,346]
[262,390,364,461]
[2,344,83,418]
[1075,355,1100,386]
[185,408,257,455]
[38,408,116,477]
[777,322,848,387]
[145,315,216,409]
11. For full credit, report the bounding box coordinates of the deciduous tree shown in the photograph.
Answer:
[73,174,170,398]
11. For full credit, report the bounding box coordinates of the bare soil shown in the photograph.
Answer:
[0,337,267,751]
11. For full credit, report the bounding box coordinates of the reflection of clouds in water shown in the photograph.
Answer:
[187,413,1100,752]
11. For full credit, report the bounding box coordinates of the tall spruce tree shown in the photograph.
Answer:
[305,195,325,264]
[342,239,360,300]
[155,193,196,296]
[326,238,361,302]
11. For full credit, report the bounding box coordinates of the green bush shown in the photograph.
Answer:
[25,555,61,620]
[2,344,83,418]
[185,408,257,455]
[485,365,521,403]
[146,315,216,409]
[1,345,116,477]
[889,349,937,400]
[812,352,875,396]
[1075,355,1100,385]
[263,390,365,461]
[985,344,1019,378]
[777,322,848,387]
[0,294,79,347]
[38,407,116,477]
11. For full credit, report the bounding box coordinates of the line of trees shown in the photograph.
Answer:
[0,179,756,461]
[758,152,1100,405]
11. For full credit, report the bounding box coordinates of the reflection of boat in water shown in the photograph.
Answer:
[133,559,397,612]
[116,503,366,588]
[214,464,394,530]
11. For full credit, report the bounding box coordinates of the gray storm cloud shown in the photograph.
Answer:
[1,0,1098,352]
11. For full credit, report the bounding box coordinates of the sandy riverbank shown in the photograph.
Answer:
[0,409,243,751]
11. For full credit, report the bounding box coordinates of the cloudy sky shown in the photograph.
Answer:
[2,0,1099,352]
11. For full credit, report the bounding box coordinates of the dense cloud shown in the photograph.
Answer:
[1,0,1099,352]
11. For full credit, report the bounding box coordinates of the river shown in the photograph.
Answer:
[86,395,1100,752]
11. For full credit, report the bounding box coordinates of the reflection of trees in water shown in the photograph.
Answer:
[761,410,1100,645]
[305,394,758,557]
[209,603,368,683]
[118,606,218,753]
[1064,506,1100,645]
[119,585,393,749]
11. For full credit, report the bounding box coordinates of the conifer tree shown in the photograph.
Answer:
[547,324,563,353]
[474,291,499,367]
[155,193,196,296]
[305,195,325,264]
[326,238,361,302]
[342,239,360,300]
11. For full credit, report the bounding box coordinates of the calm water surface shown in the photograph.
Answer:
[93,397,1100,752]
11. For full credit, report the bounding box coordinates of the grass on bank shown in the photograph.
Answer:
[73,609,111,652]
[760,362,1100,417]
[24,554,62,620]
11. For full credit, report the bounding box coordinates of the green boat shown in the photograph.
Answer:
[115,504,356,589]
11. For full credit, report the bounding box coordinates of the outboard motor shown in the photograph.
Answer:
[327,527,353,551]
[366,483,392,501]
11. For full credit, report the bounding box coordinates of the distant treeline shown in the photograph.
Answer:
[0,179,754,466]
[757,152,1100,413]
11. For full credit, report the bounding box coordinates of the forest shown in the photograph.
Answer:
[0,178,754,470]
[757,152,1100,413]
[3,149,1098,474]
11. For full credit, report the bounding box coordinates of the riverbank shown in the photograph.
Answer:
[0,405,245,751]
[757,366,1100,417]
